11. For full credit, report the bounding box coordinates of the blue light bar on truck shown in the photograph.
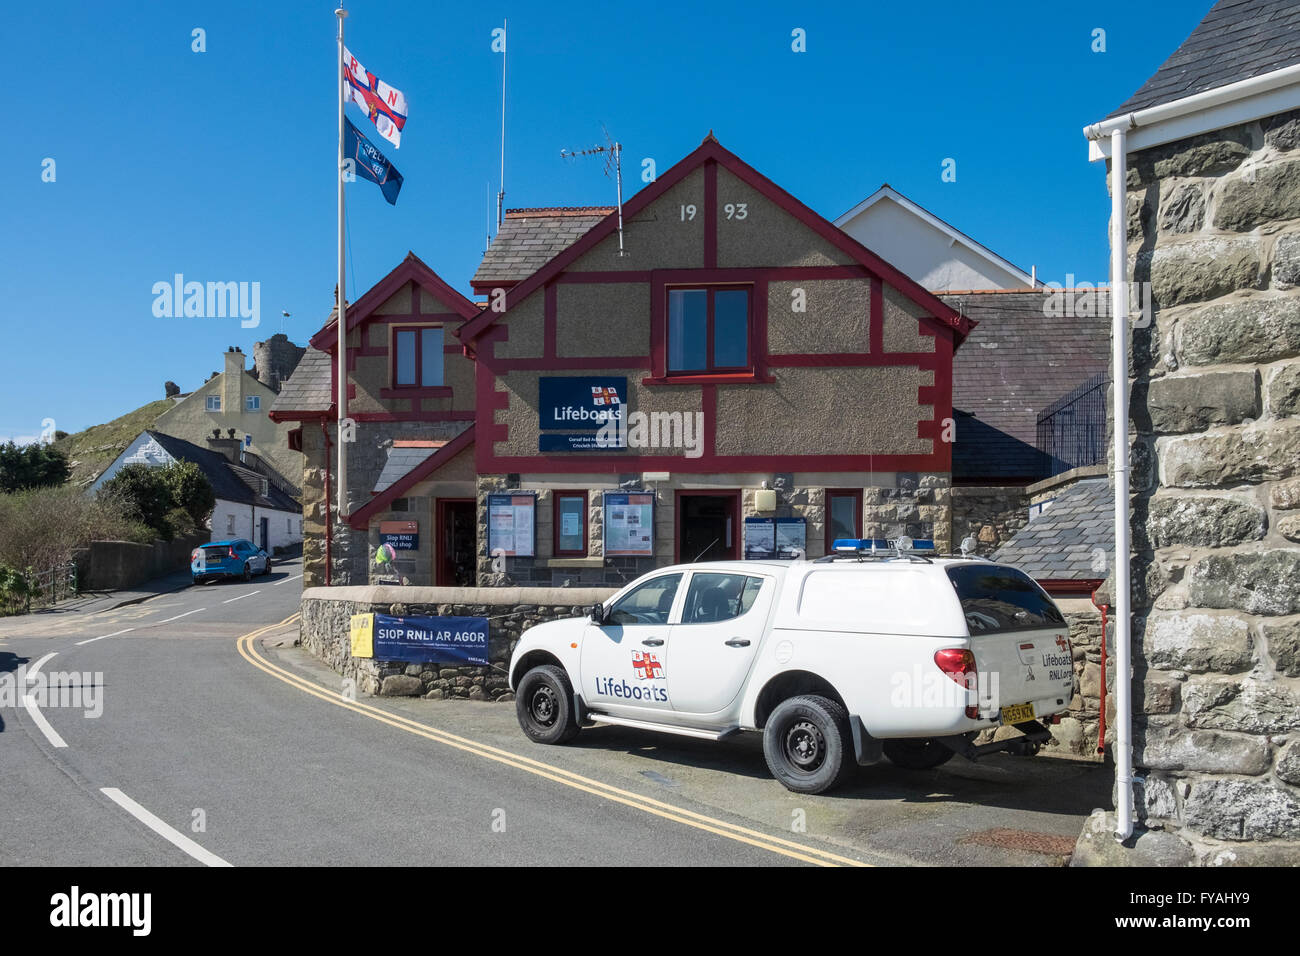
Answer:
[831,538,937,553]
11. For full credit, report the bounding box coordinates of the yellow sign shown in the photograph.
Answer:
[350,613,375,658]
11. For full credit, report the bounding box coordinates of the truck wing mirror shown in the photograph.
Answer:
[589,603,606,624]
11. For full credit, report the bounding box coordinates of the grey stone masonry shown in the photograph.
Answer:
[1121,113,1300,863]
[300,585,617,702]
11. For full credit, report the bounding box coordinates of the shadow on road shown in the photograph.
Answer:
[0,650,33,734]
[569,723,1108,816]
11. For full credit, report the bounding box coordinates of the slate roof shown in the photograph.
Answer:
[993,478,1114,581]
[271,347,333,416]
[1107,0,1300,117]
[472,207,614,288]
[941,290,1111,482]
[144,431,299,512]
[373,443,442,493]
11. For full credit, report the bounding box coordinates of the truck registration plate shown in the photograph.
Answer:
[1000,702,1035,724]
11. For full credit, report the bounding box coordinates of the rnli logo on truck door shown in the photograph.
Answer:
[631,650,665,679]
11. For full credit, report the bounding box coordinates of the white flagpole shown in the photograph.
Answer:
[336,7,349,527]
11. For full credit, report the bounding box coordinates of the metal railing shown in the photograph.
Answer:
[1036,372,1108,477]
[0,561,78,616]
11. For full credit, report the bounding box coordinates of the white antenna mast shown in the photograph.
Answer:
[496,18,507,233]
[561,124,626,256]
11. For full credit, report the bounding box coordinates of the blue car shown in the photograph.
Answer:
[191,539,271,584]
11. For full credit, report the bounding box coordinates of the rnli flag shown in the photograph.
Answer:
[344,118,404,205]
[343,46,408,148]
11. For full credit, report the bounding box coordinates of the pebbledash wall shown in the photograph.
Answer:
[1123,110,1300,859]
[299,585,615,699]
[457,138,970,588]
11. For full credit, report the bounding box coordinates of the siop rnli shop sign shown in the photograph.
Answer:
[350,612,489,665]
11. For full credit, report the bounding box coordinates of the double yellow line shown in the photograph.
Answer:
[238,615,868,867]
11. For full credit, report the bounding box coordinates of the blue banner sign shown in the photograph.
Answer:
[372,613,490,665]
[538,377,627,451]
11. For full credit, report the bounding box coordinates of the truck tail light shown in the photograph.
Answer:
[228,547,238,559]
[191,550,199,562]
[934,648,979,719]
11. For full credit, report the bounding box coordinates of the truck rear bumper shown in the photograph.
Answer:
[935,720,1054,761]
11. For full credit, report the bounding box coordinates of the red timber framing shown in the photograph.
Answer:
[458,134,971,476]
[346,424,476,530]
[284,252,482,425]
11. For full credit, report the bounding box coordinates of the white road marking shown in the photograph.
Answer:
[100,788,232,867]
[222,590,260,604]
[27,652,57,682]
[21,695,68,748]
[157,608,205,624]
[272,573,303,586]
[75,628,134,646]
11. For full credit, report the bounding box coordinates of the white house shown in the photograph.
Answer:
[835,185,1039,292]
[91,431,303,552]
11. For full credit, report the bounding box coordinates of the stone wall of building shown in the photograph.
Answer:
[472,470,954,587]
[1124,111,1300,860]
[950,484,1029,553]
[300,585,616,701]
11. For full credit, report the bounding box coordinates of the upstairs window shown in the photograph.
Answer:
[394,326,444,388]
[667,287,750,374]
[206,395,221,412]
[245,395,260,411]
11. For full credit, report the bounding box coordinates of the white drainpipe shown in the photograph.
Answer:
[1108,127,1134,843]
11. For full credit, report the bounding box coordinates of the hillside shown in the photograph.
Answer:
[52,398,176,488]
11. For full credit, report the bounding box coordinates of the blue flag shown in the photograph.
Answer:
[344,117,403,205]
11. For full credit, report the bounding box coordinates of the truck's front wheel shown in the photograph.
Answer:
[762,695,855,794]
[515,664,581,745]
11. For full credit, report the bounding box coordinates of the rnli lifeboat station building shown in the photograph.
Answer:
[271,136,974,588]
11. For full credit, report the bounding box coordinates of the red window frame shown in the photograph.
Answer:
[552,490,588,557]
[824,489,863,555]
[665,284,753,376]
[391,325,445,389]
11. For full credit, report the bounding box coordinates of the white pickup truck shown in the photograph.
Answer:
[508,547,1074,794]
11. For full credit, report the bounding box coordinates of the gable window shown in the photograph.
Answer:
[553,491,588,556]
[667,287,750,373]
[206,395,221,412]
[245,395,260,411]
[394,326,444,388]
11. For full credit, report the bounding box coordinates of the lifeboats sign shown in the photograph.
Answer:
[538,376,627,451]
[349,612,489,665]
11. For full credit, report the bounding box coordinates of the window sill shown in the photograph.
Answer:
[379,386,452,399]
[642,371,774,386]
[545,556,604,568]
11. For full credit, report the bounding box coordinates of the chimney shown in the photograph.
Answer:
[206,434,242,464]
[222,346,245,415]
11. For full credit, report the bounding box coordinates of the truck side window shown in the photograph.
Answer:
[607,573,682,626]
[681,572,763,624]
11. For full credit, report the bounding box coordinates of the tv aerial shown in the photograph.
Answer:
[561,123,626,256]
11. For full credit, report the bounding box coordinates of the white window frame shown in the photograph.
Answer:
[207,395,222,412]
[245,395,261,411]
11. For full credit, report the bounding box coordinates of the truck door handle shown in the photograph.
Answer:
[725,638,750,647]
[641,638,664,646]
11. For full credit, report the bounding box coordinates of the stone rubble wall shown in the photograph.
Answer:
[1123,110,1300,861]
[950,485,1030,553]
[299,585,616,701]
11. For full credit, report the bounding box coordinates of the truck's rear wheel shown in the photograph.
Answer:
[515,664,581,745]
[883,738,955,770]
[762,695,855,794]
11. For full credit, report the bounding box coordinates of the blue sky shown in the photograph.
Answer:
[1,0,1212,440]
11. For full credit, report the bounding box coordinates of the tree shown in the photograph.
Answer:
[97,464,173,538]
[161,461,215,529]
[0,441,71,493]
